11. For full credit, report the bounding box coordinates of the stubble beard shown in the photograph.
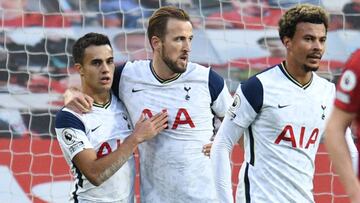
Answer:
[302,64,319,73]
[161,45,187,74]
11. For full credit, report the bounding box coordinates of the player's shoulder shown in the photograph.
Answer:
[345,49,360,74]
[108,92,127,111]
[313,73,335,89]
[340,50,360,85]
[185,62,209,74]
[236,64,279,107]
[242,63,279,87]
[256,63,283,80]
[121,60,150,72]
[115,60,151,86]
[179,62,211,82]
[56,108,81,120]
[125,59,150,67]
[55,108,85,131]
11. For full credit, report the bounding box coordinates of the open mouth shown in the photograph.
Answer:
[308,54,322,60]
[180,55,188,61]
[100,76,111,83]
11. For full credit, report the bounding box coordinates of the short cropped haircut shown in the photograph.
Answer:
[72,32,112,64]
[278,4,329,42]
[147,6,190,49]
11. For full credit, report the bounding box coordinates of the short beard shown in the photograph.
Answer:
[302,64,319,72]
[161,45,187,74]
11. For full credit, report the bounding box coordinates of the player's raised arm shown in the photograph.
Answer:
[72,111,167,186]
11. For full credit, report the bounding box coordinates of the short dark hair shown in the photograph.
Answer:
[278,4,329,42]
[72,32,112,64]
[147,6,190,49]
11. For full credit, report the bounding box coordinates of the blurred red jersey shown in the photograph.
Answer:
[334,49,360,138]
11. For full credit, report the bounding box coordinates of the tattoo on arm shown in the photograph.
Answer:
[97,153,132,183]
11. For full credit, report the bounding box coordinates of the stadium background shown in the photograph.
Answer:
[0,0,359,202]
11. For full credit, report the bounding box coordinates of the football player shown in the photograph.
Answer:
[211,4,357,203]
[64,7,233,202]
[55,33,167,202]
[325,49,360,203]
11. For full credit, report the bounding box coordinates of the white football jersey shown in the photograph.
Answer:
[112,60,232,203]
[55,94,135,203]
[230,62,334,203]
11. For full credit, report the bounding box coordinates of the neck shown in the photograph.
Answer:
[92,93,111,105]
[152,55,178,80]
[284,59,313,86]
[81,84,110,105]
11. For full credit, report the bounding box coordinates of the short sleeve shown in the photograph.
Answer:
[209,69,233,117]
[55,110,93,160]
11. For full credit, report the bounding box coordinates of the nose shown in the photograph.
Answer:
[183,39,191,52]
[313,39,324,52]
[101,63,110,73]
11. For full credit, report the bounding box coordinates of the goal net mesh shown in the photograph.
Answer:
[0,0,358,202]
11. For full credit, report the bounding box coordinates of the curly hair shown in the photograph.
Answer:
[278,4,329,42]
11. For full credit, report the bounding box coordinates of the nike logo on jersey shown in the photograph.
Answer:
[132,88,144,93]
[278,104,290,108]
[91,125,101,132]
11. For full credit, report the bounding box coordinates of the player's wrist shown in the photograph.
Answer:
[128,132,144,145]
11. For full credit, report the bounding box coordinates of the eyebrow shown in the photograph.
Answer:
[91,58,103,63]
[91,56,114,62]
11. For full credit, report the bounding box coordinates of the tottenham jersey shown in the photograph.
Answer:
[229,62,335,203]
[55,94,135,203]
[112,60,232,203]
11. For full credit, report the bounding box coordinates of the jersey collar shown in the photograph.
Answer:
[93,94,111,109]
[149,60,182,84]
[279,61,313,89]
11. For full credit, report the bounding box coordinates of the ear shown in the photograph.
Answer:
[150,36,161,51]
[74,63,84,76]
[282,36,291,49]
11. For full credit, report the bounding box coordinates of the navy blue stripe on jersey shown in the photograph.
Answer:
[241,76,263,113]
[244,163,251,203]
[74,164,84,187]
[112,63,125,99]
[72,184,79,203]
[55,111,85,132]
[249,125,255,166]
[71,163,83,202]
[209,68,224,104]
